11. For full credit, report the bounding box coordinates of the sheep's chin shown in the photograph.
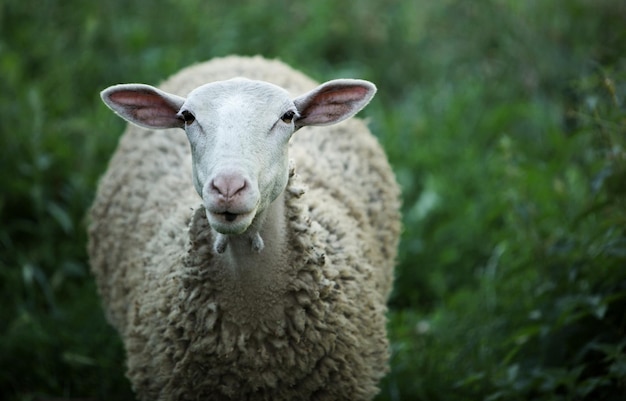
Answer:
[206,210,256,235]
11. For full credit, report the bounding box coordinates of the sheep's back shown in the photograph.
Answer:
[158,55,319,98]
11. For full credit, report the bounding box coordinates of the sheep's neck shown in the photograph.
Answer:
[218,192,289,277]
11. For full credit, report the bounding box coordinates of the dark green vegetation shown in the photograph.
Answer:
[1,0,624,400]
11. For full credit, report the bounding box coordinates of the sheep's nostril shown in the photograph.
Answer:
[211,174,246,198]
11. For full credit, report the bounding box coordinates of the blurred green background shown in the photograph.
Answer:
[1,0,625,400]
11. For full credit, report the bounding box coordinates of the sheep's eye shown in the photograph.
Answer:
[280,110,296,124]
[179,110,196,125]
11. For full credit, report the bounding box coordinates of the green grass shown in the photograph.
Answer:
[1,0,625,400]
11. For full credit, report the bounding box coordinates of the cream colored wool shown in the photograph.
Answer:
[89,56,401,401]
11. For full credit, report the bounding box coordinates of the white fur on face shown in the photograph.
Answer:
[181,79,296,235]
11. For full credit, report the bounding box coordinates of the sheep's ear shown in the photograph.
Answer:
[293,79,377,128]
[101,84,186,129]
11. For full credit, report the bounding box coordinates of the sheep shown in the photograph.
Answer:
[89,55,401,401]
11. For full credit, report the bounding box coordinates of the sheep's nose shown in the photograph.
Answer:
[211,173,246,199]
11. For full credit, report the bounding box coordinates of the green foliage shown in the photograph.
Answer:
[1,0,624,400]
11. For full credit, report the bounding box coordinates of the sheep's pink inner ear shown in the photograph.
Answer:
[102,85,185,129]
[294,80,376,127]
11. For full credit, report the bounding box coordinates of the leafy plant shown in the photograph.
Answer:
[1,0,624,400]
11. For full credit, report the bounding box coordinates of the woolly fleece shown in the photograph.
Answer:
[89,56,401,401]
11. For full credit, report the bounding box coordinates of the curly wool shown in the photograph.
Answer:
[123,166,388,400]
[89,56,401,401]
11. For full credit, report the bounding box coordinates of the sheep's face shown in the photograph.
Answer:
[180,79,296,235]
[101,77,376,252]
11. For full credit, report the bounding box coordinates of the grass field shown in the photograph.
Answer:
[1,0,625,400]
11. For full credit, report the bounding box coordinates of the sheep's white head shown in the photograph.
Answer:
[101,77,376,253]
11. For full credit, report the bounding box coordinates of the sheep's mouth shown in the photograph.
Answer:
[206,208,257,235]
[221,212,238,222]
[211,210,253,224]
